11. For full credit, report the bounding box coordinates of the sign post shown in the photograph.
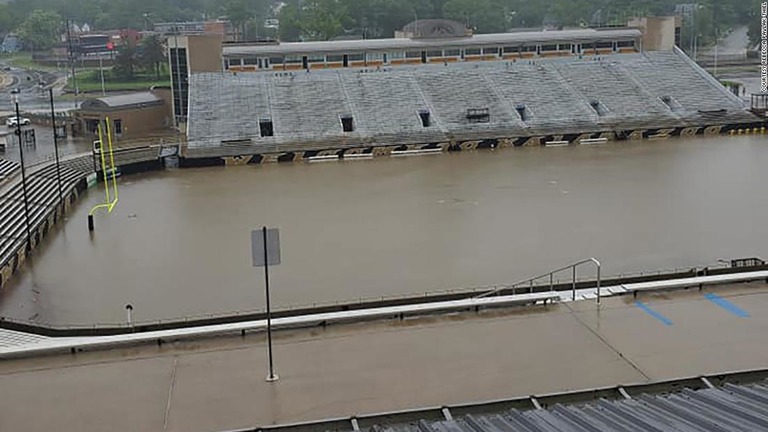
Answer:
[251,227,281,382]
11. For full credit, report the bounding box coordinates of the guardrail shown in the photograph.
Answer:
[476,258,602,303]
[2,261,765,337]
[0,291,560,358]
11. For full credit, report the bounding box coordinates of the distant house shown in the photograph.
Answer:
[395,20,472,39]
[1,34,21,53]
[73,89,173,139]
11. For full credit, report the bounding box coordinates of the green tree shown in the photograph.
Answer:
[279,0,351,41]
[443,0,506,33]
[137,34,165,79]
[222,0,251,41]
[113,44,137,80]
[278,4,303,41]
[17,9,62,51]
[0,4,14,36]
[747,0,762,48]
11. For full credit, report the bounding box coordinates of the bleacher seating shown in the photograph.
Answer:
[555,61,672,123]
[186,50,754,155]
[344,73,447,145]
[413,68,522,139]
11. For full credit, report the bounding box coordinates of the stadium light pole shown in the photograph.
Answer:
[713,28,718,78]
[13,96,32,251]
[49,88,63,213]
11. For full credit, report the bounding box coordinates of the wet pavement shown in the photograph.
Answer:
[0,283,765,431]
[1,124,93,166]
[1,135,768,326]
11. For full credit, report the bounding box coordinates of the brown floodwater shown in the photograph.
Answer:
[1,135,767,326]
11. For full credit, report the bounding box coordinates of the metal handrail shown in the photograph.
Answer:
[476,257,602,303]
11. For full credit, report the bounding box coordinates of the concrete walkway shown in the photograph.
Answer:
[0,282,766,432]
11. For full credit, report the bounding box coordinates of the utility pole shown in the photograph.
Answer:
[66,19,79,108]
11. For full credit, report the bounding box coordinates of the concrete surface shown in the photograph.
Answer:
[0,282,766,431]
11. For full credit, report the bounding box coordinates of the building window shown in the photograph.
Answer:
[113,119,122,134]
[170,47,188,122]
[482,47,499,55]
[86,119,99,134]
[541,45,558,52]
[426,50,443,58]
[405,51,422,58]
[308,54,325,63]
[243,57,258,65]
[367,52,385,62]
[465,48,481,55]
[285,55,302,64]
[444,49,461,57]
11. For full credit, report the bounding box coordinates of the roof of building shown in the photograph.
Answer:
[223,28,642,57]
[400,19,471,39]
[79,92,162,111]
[230,371,768,432]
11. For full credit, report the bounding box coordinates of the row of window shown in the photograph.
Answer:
[225,40,637,70]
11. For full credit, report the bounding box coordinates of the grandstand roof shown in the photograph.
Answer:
[223,29,641,56]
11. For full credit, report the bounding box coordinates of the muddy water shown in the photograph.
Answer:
[1,135,767,326]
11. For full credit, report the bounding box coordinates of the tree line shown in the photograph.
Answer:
[0,0,762,50]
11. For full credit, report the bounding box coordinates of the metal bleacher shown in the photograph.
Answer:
[626,49,752,124]
[186,49,756,154]
[0,155,93,280]
[271,74,359,145]
[344,72,448,145]
[0,159,20,182]
[555,60,677,129]
[414,68,523,140]
[486,63,598,134]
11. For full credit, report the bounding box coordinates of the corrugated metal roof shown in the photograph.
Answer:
[408,386,768,432]
[224,371,768,432]
[81,92,161,110]
[223,29,641,57]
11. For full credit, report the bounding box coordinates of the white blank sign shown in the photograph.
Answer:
[251,228,281,267]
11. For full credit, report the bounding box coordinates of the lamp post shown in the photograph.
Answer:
[12,95,31,251]
[49,88,63,213]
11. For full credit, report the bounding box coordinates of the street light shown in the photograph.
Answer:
[49,88,63,213]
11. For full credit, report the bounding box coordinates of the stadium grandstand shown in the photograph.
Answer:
[174,25,763,161]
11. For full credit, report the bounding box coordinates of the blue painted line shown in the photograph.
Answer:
[705,293,750,318]
[635,301,673,326]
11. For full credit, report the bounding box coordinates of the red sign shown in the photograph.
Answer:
[106,41,114,51]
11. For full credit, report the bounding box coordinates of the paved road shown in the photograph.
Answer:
[0,283,765,431]
[701,26,749,57]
